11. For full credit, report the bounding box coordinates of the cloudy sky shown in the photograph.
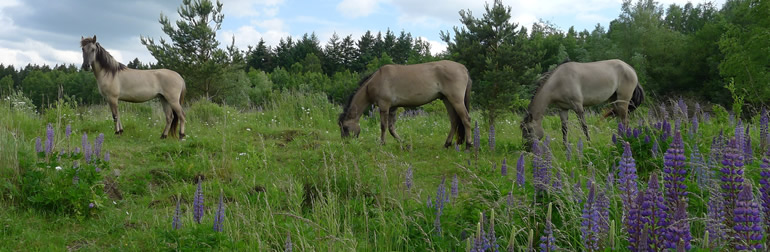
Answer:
[0,0,724,68]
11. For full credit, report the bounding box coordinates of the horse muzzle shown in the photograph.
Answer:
[82,63,91,71]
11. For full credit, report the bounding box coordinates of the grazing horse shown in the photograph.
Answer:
[80,36,187,139]
[520,59,644,148]
[338,60,473,147]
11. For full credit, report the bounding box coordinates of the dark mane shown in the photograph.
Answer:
[338,72,375,124]
[95,43,127,76]
[531,58,571,98]
[81,38,127,76]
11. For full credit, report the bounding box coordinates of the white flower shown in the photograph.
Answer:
[246,128,251,131]
[55,166,62,170]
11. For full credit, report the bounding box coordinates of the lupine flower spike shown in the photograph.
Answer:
[516,153,525,187]
[501,157,508,176]
[641,173,668,251]
[45,123,54,155]
[405,165,413,190]
[539,202,556,252]
[734,183,762,250]
[213,191,225,232]
[172,194,182,230]
[193,179,204,224]
[663,131,688,209]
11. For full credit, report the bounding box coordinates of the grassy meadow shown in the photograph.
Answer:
[0,91,763,251]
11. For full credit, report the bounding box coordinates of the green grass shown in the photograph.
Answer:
[0,92,759,251]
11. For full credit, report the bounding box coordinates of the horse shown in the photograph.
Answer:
[80,36,187,139]
[338,60,473,147]
[520,59,644,148]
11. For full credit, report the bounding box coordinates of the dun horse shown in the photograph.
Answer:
[520,59,644,148]
[80,36,187,139]
[338,60,473,147]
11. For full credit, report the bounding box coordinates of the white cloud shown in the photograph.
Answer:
[221,0,285,18]
[337,0,382,19]
[419,37,447,56]
[220,18,290,49]
[0,39,84,67]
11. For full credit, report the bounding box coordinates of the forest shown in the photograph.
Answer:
[1,0,767,120]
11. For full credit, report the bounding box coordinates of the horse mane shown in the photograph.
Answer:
[81,38,127,76]
[338,72,375,124]
[531,58,571,99]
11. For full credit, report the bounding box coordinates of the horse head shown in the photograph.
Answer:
[338,113,361,138]
[80,35,97,71]
[520,112,544,150]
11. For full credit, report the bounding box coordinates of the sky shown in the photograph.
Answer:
[0,0,725,68]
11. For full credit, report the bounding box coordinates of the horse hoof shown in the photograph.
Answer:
[160,135,167,139]
[179,133,186,140]
[444,142,452,148]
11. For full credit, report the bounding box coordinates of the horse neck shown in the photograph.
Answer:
[344,87,371,122]
[526,90,549,123]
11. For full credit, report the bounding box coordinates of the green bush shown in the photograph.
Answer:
[20,128,110,218]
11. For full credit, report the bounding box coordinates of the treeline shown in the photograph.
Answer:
[1,0,767,116]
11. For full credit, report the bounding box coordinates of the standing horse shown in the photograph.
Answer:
[338,60,473,147]
[80,36,187,139]
[520,59,644,148]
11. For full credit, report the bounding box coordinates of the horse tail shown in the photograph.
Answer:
[169,83,186,138]
[457,74,472,144]
[629,82,644,113]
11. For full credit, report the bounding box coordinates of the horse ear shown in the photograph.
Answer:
[81,36,84,40]
[93,35,97,42]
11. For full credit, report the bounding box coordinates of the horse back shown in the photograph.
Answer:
[372,60,468,106]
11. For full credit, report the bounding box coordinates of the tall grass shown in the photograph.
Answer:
[0,90,763,251]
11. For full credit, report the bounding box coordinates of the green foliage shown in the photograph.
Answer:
[712,104,730,124]
[725,78,745,118]
[157,222,231,250]
[217,70,251,108]
[5,89,36,113]
[141,0,235,100]
[246,68,273,107]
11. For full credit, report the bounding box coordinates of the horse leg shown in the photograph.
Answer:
[379,107,389,145]
[387,107,403,142]
[614,100,630,127]
[559,110,569,147]
[442,99,459,148]
[573,103,590,142]
[108,98,123,135]
[160,99,173,139]
[449,99,473,149]
[169,101,186,139]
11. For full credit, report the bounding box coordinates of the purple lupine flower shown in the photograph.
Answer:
[612,134,617,144]
[641,173,669,251]
[94,133,104,160]
[552,169,562,191]
[172,197,182,230]
[516,153,525,187]
[193,179,204,224]
[626,190,645,251]
[666,201,692,250]
[644,134,650,144]
[104,151,110,162]
[577,137,583,157]
[735,122,744,150]
[473,121,480,153]
[618,122,626,136]
[581,183,600,251]
[45,123,54,155]
[213,191,225,232]
[633,128,641,138]
[74,147,80,154]
[663,131,688,209]
[638,226,650,252]
[451,174,458,200]
[84,141,91,163]
[660,105,669,120]
[690,146,707,187]
[81,132,88,156]
[662,119,671,142]
[426,196,432,208]
[617,142,639,210]
[652,138,659,158]
[721,138,745,225]
[706,187,727,248]
[285,232,292,252]
[565,143,572,161]
[760,151,770,236]
[744,127,753,164]
[89,202,95,208]
[489,123,495,152]
[405,165,413,190]
[733,184,762,250]
[533,142,549,192]
[677,98,687,121]
[501,157,508,176]
[65,124,71,139]
[433,177,447,235]
[35,137,42,153]
[486,211,498,252]
[539,203,557,252]
[761,107,769,148]
[690,115,698,138]
[596,185,610,233]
